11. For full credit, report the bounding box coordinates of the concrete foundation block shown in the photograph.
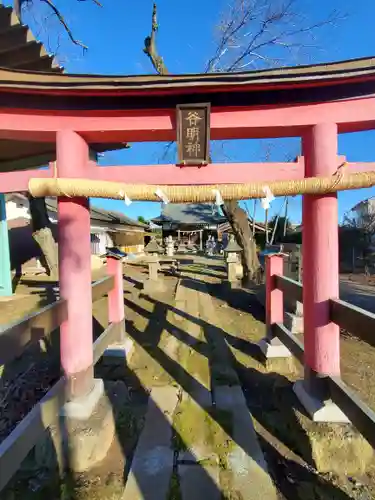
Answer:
[258,337,292,359]
[293,380,350,423]
[103,337,135,364]
[34,381,122,473]
[223,279,241,291]
[61,378,104,421]
[64,405,115,472]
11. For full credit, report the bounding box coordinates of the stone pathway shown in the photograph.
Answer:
[124,266,277,499]
[340,277,375,313]
[122,387,179,500]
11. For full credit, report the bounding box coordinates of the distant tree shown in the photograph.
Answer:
[137,215,148,225]
[343,206,375,274]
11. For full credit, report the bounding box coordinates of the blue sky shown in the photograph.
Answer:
[11,0,375,224]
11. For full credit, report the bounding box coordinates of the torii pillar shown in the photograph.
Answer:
[294,123,348,422]
[57,130,103,418]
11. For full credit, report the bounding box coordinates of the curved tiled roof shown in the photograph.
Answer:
[0,5,126,172]
[0,56,375,91]
[0,6,61,73]
[152,203,225,226]
[0,56,374,117]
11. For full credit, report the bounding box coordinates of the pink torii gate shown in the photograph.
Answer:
[1,58,375,419]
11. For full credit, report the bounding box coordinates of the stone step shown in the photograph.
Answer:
[215,386,277,500]
[122,387,178,500]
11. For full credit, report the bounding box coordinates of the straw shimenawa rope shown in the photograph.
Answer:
[28,170,375,203]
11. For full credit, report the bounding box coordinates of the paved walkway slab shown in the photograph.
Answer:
[216,385,277,500]
[179,463,221,500]
[122,387,178,500]
[196,281,277,500]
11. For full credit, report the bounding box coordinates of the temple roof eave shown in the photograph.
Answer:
[0,56,375,95]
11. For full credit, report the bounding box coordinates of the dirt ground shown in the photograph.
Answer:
[1,257,375,499]
[190,259,375,500]
[343,273,375,287]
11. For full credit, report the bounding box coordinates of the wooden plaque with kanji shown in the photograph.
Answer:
[176,103,210,165]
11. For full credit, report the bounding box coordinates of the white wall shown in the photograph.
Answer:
[5,198,31,221]
[7,195,117,255]
[90,232,114,255]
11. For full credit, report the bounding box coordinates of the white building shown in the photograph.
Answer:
[5,194,147,271]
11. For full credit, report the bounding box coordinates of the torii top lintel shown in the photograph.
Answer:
[1,56,375,164]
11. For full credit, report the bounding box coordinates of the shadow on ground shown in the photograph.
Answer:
[122,281,352,500]
[0,262,356,500]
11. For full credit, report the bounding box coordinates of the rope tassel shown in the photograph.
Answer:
[28,170,375,203]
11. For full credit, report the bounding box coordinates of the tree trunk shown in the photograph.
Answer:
[221,200,260,284]
[142,4,258,285]
[28,196,58,279]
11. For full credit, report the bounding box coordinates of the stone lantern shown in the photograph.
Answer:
[225,235,243,284]
[145,238,163,257]
[166,235,174,257]
[143,238,165,293]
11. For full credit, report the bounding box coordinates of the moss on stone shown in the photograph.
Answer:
[167,471,182,500]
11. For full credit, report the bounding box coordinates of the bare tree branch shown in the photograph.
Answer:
[15,0,103,51]
[142,2,261,281]
[40,0,88,49]
[143,3,168,75]
[78,0,102,6]
[207,0,344,72]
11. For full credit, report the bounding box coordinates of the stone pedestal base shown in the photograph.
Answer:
[235,263,243,279]
[258,336,292,358]
[223,279,241,291]
[293,380,350,423]
[226,260,237,282]
[33,380,125,473]
[61,378,104,420]
[103,338,135,365]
